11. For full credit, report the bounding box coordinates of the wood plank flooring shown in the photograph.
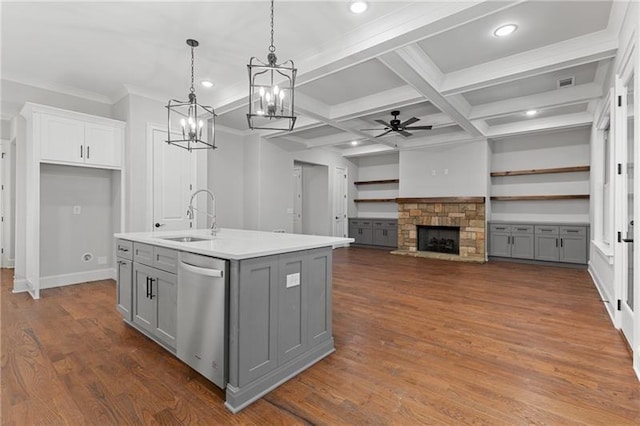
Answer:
[3,247,640,424]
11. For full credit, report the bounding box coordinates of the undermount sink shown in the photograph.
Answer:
[161,236,212,243]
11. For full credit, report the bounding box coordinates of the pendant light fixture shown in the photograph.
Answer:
[247,0,297,131]
[166,39,216,151]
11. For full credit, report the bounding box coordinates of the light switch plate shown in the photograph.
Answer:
[73,205,81,214]
[286,272,300,288]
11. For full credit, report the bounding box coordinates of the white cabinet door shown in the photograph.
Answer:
[40,114,84,164]
[84,122,122,168]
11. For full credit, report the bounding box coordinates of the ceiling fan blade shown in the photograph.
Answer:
[375,130,393,138]
[398,130,413,137]
[401,117,420,127]
[404,125,433,130]
[360,128,387,131]
[375,119,391,127]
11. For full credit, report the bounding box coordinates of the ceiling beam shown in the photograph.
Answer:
[485,112,593,138]
[379,45,484,137]
[470,83,603,120]
[441,30,618,95]
[329,85,422,122]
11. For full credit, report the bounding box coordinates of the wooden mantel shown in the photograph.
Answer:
[396,197,486,204]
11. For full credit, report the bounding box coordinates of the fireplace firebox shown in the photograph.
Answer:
[417,225,460,255]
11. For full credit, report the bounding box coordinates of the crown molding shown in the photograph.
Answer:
[2,76,112,104]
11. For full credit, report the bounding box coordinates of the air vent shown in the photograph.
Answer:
[557,76,575,88]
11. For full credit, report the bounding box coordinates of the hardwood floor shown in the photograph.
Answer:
[3,247,640,424]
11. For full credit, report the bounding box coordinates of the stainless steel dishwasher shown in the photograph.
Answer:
[177,251,229,389]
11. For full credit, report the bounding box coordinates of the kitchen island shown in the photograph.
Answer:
[114,228,352,413]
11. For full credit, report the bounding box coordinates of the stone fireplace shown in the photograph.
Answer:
[393,197,485,263]
[418,225,460,254]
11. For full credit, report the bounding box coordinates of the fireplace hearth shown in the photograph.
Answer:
[418,226,460,255]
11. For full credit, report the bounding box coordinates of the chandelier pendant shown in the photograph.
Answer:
[247,0,297,131]
[166,39,217,151]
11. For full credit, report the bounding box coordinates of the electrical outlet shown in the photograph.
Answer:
[286,208,294,214]
[444,168,449,175]
[431,170,436,176]
[73,205,81,215]
[98,256,107,265]
[286,273,301,288]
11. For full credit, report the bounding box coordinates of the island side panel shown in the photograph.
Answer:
[226,247,335,413]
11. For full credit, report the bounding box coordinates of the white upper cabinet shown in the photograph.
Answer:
[32,104,125,169]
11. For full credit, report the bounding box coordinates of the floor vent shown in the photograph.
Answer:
[557,76,575,88]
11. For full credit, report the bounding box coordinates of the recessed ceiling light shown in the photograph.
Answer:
[494,24,517,37]
[350,1,368,14]
[200,80,214,88]
[525,109,538,117]
[351,141,359,146]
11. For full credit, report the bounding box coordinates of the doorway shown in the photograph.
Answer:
[292,166,302,234]
[293,161,330,236]
[333,166,348,238]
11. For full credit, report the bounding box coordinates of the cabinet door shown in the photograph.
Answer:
[153,269,177,349]
[372,227,386,246]
[511,234,534,259]
[84,122,122,168]
[237,255,278,386]
[559,236,587,264]
[132,263,155,334]
[40,114,85,164]
[116,259,133,321]
[489,232,511,257]
[359,227,373,245]
[385,228,398,248]
[535,234,559,261]
[278,253,307,364]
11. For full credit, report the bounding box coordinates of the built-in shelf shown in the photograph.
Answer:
[490,166,590,177]
[354,179,399,185]
[354,198,397,203]
[490,195,590,201]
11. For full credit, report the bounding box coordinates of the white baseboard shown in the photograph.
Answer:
[13,277,28,293]
[588,261,616,326]
[2,258,15,268]
[39,268,116,290]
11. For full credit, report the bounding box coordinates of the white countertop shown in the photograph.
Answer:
[115,228,354,260]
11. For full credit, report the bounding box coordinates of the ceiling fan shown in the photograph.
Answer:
[361,110,432,138]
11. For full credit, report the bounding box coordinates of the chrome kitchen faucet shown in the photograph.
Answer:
[187,189,218,236]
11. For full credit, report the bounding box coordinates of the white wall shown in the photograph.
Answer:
[40,164,114,277]
[209,128,245,229]
[399,140,489,197]
[355,153,399,219]
[300,162,330,235]
[490,127,591,223]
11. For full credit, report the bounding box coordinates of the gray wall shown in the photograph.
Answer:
[209,128,245,229]
[40,164,114,276]
[399,140,489,198]
[355,153,399,219]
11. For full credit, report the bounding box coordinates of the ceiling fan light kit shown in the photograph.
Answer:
[165,39,217,152]
[362,110,433,138]
[247,0,297,131]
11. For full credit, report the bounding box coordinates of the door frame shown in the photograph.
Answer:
[333,166,348,238]
[292,165,302,234]
[145,123,202,232]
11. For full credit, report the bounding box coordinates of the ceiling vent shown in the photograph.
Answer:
[557,76,575,89]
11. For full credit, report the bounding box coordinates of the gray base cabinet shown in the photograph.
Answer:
[488,224,534,259]
[349,218,397,248]
[116,239,133,320]
[127,242,178,350]
[490,222,589,265]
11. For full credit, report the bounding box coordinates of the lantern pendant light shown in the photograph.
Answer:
[247,0,297,131]
[166,39,216,151]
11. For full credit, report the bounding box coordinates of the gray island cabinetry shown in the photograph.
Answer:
[115,229,351,413]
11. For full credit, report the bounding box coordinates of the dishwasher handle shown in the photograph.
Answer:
[180,261,224,278]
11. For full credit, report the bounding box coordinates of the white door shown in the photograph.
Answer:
[293,166,302,234]
[333,166,348,237]
[621,72,635,346]
[152,128,195,231]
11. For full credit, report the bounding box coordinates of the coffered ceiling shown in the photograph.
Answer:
[1,1,625,157]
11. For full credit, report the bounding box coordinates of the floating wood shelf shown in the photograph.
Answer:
[490,195,590,201]
[354,179,400,185]
[396,197,485,204]
[354,198,397,203]
[490,166,590,177]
